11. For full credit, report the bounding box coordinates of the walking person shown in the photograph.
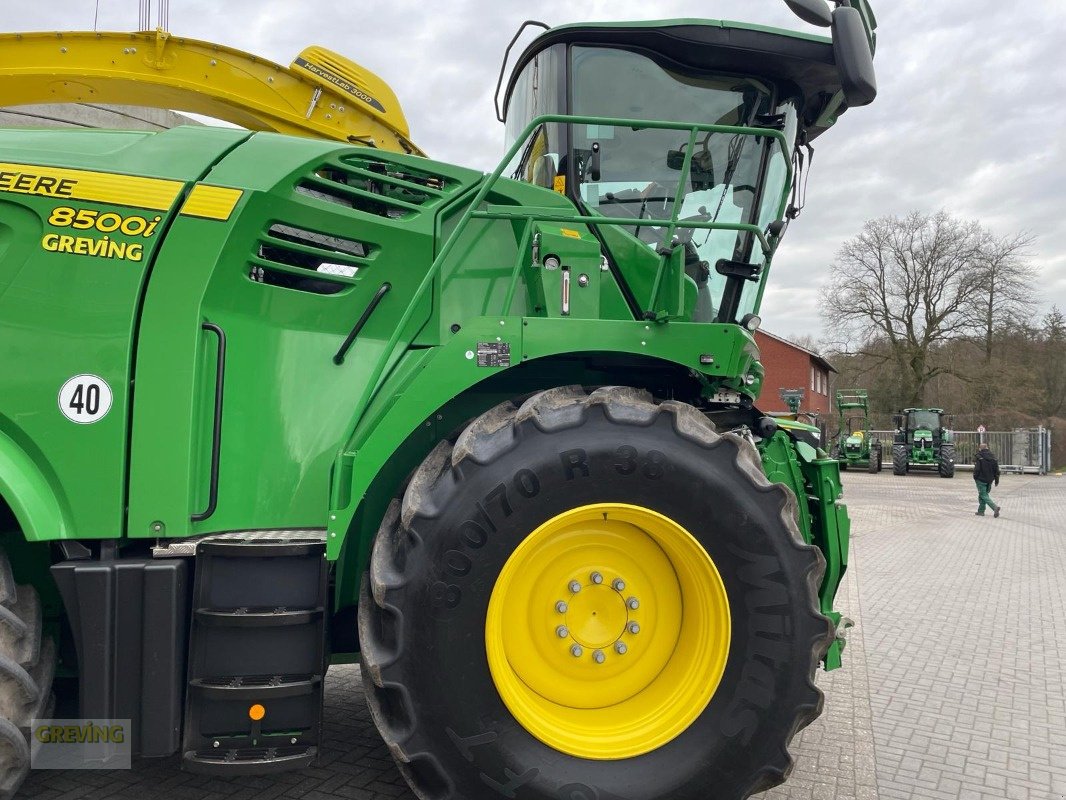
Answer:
[973,443,1001,517]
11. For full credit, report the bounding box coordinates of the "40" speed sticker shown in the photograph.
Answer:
[58,374,113,424]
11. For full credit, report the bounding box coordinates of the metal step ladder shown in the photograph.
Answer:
[182,535,327,774]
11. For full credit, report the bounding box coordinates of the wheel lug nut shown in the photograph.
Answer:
[628,622,640,634]
[590,572,603,584]
[593,649,606,664]
[556,626,569,638]
[568,581,581,593]
[615,642,627,654]
[627,597,640,610]
[570,644,583,657]
[555,601,568,613]
[612,578,625,591]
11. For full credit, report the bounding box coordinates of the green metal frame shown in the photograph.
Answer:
[484,114,792,313]
[758,429,850,669]
[328,112,791,447]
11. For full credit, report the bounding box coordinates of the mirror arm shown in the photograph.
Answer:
[493,20,550,123]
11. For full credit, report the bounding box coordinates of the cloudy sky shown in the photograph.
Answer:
[7,1,1066,341]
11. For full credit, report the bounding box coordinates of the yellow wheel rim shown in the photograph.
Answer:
[485,503,731,760]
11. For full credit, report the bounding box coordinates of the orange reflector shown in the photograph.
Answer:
[248,703,266,721]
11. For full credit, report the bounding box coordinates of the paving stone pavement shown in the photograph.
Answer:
[21,471,1066,800]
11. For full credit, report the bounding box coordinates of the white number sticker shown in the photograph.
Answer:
[58,374,113,424]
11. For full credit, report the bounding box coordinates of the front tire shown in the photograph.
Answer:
[359,387,831,800]
[939,444,956,478]
[892,444,908,475]
[868,443,883,474]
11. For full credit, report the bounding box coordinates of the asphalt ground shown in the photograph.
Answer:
[21,470,1066,800]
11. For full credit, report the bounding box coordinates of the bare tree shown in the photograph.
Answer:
[822,211,986,406]
[786,333,822,354]
[972,231,1037,363]
[1037,306,1066,419]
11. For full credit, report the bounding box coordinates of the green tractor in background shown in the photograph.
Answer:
[831,390,882,473]
[892,408,956,477]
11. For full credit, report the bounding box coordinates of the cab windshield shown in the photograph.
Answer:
[570,46,793,321]
[908,411,940,431]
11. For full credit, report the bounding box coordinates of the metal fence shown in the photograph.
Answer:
[870,428,1052,475]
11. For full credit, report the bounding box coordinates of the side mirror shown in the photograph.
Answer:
[784,0,832,27]
[832,6,877,106]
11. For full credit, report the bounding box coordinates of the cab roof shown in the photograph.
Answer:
[505,19,848,138]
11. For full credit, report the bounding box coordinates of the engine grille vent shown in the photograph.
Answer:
[250,223,371,295]
[295,156,453,219]
[268,223,367,259]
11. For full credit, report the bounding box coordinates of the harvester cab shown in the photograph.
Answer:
[0,3,881,799]
[499,0,877,326]
[892,408,956,477]
[832,389,882,472]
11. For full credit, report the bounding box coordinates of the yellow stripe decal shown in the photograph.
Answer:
[0,162,183,210]
[179,185,244,221]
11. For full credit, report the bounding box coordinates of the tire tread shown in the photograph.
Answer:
[0,548,54,800]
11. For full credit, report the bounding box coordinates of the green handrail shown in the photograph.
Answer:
[349,113,794,438]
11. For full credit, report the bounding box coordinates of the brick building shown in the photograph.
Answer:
[754,330,836,416]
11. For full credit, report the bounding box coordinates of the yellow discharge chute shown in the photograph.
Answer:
[0,29,423,155]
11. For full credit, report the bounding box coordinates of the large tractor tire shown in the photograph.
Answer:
[938,443,956,478]
[892,444,908,476]
[0,548,55,799]
[865,445,882,475]
[360,386,832,800]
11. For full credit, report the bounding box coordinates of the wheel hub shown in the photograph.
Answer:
[485,503,730,760]
[563,581,629,650]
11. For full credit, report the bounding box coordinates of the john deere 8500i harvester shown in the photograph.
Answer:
[0,1,876,797]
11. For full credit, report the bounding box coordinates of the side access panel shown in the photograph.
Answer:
[0,127,248,540]
[127,136,478,539]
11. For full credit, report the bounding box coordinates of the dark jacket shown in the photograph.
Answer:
[973,450,1000,485]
